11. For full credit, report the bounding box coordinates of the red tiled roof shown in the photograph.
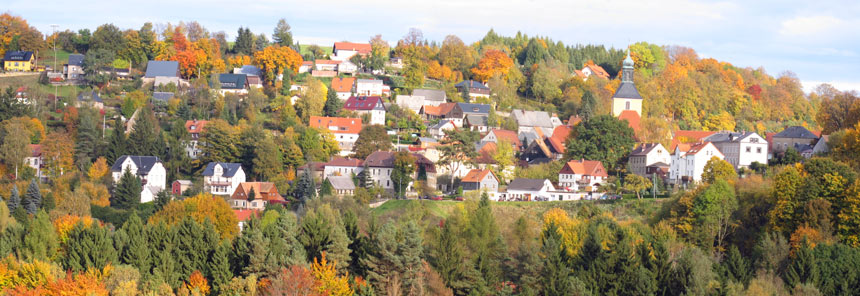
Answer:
[476,142,497,164]
[333,42,372,55]
[567,115,582,126]
[301,61,313,66]
[490,129,521,150]
[325,156,364,167]
[344,96,384,111]
[462,169,496,183]
[674,130,717,142]
[231,182,284,202]
[29,144,41,157]
[618,110,641,133]
[559,159,608,177]
[233,209,260,222]
[687,142,722,157]
[331,77,356,93]
[185,120,209,134]
[422,102,456,116]
[309,116,362,134]
[548,125,572,154]
[311,70,337,77]
[315,60,342,65]
[574,70,586,79]
[583,63,610,79]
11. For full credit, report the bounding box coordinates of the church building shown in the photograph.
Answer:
[611,52,643,117]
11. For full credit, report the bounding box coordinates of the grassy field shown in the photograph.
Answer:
[0,74,89,101]
[299,44,333,56]
[37,49,72,71]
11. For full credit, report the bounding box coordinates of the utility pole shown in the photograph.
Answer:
[51,24,58,110]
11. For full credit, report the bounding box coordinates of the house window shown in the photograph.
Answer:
[757,147,762,153]
[746,147,751,153]
[625,101,631,110]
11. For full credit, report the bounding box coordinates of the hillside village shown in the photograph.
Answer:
[2,11,860,295]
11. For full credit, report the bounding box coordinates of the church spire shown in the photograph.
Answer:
[622,50,634,83]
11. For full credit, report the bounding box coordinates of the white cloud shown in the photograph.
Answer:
[779,15,844,37]
[802,80,860,94]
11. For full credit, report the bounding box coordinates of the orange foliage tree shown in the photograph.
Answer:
[253,45,303,87]
[53,215,95,244]
[310,252,352,296]
[182,270,210,295]
[471,49,514,83]
[265,265,320,296]
[87,157,109,180]
[148,193,239,239]
[41,131,74,179]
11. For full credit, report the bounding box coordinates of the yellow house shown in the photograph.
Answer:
[3,51,36,72]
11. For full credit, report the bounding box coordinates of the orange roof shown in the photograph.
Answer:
[548,125,572,154]
[232,182,284,202]
[315,60,342,65]
[583,63,610,79]
[567,115,582,126]
[309,116,362,134]
[333,42,372,54]
[185,120,209,134]
[301,61,313,66]
[686,142,722,157]
[233,209,260,222]
[669,141,693,153]
[29,144,41,157]
[462,169,496,183]
[331,77,356,93]
[574,70,586,79]
[560,159,608,177]
[476,142,497,164]
[674,130,717,142]
[490,129,521,150]
[618,110,641,133]
[422,102,456,116]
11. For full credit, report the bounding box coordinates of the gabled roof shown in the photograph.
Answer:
[333,42,372,54]
[686,142,722,156]
[185,120,209,134]
[674,130,717,142]
[630,143,664,156]
[703,131,759,143]
[462,169,497,183]
[144,61,179,78]
[233,65,262,76]
[455,80,490,90]
[512,109,554,128]
[174,180,193,186]
[612,81,642,99]
[67,54,84,66]
[413,89,446,102]
[233,182,284,201]
[618,110,641,133]
[315,59,342,65]
[328,176,356,190]
[488,129,522,149]
[152,91,174,102]
[456,103,491,115]
[217,73,248,90]
[202,162,244,177]
[111,155,162,175]
[567,115,582,126]
[548,125,572,154]
[464,114,488,127]
[3,51,33,61]
[430,120,456,130]
[29,144,41,157]
[325,157,364,167]
[583,64,610,79]
[365,151,395,167]
[356,78,383,85]
[476,142,497,164]
[77,91,102,103]
[422,102,456,116]
[331,77,356,93]
[560,159,608,177]
[344,96,385,111]
[507,178,551,191]
[309,116,362,134]
[774,126,818,139]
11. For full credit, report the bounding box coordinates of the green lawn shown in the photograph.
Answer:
[38,49,73,70]
[299,44,333,56]
[0,74,89,102]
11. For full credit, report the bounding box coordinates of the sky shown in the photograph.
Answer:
[8,0,860,93]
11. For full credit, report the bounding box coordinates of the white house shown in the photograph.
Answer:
[703,132,768,169]
[309,116,363,155]
[184,120,209,159]
[322,157,365,178]
[512,109,562,136]
[24,144,45,181]
[299,61,313,73]
[202,162,246,195]
[314,60,341,71]
[332,42,372,61]
[344,96,386,125]
[669,142,724,185]
[355,79,385,96]
[331,77,356,100]
[111,155,167,203]
[504,178,555,201]
[557,159,608,192]
[364,151,437,192]
[395,95,425,114]
[337,60,358,75]
[461,169,499,192]
[628,143,671,177]
[428,120,456,139]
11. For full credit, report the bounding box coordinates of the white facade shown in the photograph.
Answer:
[204,165,246,195]
[324,165,364,178]
[338,61,358,74]
[333,132,360,156]
[395,95,425,114]
[505,179,555,201]
[111,157,167,199]
[368,167,394,189]
[428,121,456,139]
[629,143,671,177]
[707,133,768,169]
[669,142,725,185]
[355,109,385,126]
[355,80,384,96]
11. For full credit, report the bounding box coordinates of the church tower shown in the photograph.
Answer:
[611,51,643,117]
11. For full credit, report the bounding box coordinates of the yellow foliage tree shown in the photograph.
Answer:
[471,49,514,83]
[311,252,352,296]
[87,157,109,181]
[149,193,239,239]
[80,181,110,207]
[182,270,210,296]
[41,131,75,179]
[254,45,303,87]
[53,215,95,244]
[541,208,586,257]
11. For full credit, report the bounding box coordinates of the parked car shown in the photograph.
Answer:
[454,196,464,201]
[431,196,443,201]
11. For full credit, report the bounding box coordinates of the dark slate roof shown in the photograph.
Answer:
[774,126,818,139]
[144,61,180,78]
[77,91,102,103]
[111,155,161,175]
[507,178,548,191]
[413,89,447,102]
[465,114,488,126]
[794,143,814,152]
[67,54,85,66]
[612,81,642,99]
[217,73,247,90]
[630,143,662,156]
[3,51,33,61]
[704,132,758,143]
[456,103,491,114]
[152,92,175,102]
[455,80,490,90]
[202,162,244,177]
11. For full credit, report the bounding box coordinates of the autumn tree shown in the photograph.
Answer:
[297,78,327,123]
[438,129,481,189]
[311,252,353,296]
[254,45,303,87]
[623,174,652,199]
[41,131,75,179]
[201,119,241,164]
[1,120,32,179]
[149,193,239,239]
[701,156,737,184]
[692,179,738,252]
[472,49,515,83]
[564,115,636,172]
[352,125,393,159]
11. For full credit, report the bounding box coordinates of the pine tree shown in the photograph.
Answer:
[357,162,373,188]
[468,192,505,288]
[41,192,54,211]
[106,118,127,164]
[63,223,117,272]
[127,107,160,156]
[293,166,316,204]
[112,168,142,209]
[21,211,58,261]
[362,221,424,294]
[174,219,220,280]
[540,222,575,296]
[232,220,272,276]
[327,220,353,273]
[428,218,471,293]
[119,212,151,272]
[149,222,181,287]
[209,241,233,294]
[75,107,101,168]
[300,210,332,263]
[6,185,20,212]
[723,245,751,286]
[22,178,41,214]
[323,85,343,117]
[785,243,819,288]
[154,189,172,211]
[319,178,334,196]
[248,187,256,202]
[262,211,306,268]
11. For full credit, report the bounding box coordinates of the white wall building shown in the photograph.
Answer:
[111,155,167,203]
[355,79,385,96]
[669,142,725,185]
[703,132,768,169]
[628,143,671,177]
[202,162,246,195]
